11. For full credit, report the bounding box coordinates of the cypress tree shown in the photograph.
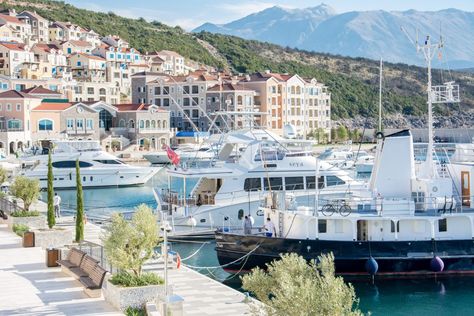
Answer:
[47,152,55,229]
[75,159,84,242]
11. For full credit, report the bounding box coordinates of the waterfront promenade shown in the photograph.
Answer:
[0,224,121,316]
[0,217,252,315]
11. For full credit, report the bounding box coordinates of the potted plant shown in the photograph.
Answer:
[102,204,164,311]
[7,177,46,230]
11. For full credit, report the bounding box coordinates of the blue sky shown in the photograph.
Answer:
[64,0,474,30]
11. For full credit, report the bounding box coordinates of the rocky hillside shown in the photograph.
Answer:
[4,0,474,128]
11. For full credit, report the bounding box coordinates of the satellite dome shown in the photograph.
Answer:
[283,124,297,139]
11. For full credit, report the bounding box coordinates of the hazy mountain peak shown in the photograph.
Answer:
[308,3,337,16]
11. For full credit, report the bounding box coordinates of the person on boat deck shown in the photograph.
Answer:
[264,217,276,237]
[243,215,252,235]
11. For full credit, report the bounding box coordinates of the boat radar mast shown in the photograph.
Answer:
[401,28,460,178]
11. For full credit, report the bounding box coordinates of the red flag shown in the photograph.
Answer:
[162,144,180,166]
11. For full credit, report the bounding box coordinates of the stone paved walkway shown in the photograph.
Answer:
[0,224,122,316]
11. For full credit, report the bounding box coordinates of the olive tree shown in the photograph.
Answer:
[242,253,363,316]
[10,176,40,211]
[0,166,8,185]
[103,204,159,277]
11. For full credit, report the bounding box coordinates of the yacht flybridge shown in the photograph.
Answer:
[157,128,364,228]
[21,141,159,189]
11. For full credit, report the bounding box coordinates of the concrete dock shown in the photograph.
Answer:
[0,216,253,315]
[0,224,121,316]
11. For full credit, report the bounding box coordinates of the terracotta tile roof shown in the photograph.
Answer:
[0,14,24,24]
[21,85,61,95]
[157,50,182,58]
[70,40,93,47]
[114,103,147,111]
[207,83,254,92]
[33,102,71,111]
[0,90,36,99]
[76,53,106,61]
[0,41,26,51]
[32,43,61,53]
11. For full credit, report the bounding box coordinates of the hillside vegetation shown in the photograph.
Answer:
[4,0,474,123]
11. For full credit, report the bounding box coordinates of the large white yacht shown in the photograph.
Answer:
[21,141,159,189]
[156,128,363,228]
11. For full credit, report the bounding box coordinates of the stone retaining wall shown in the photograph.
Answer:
[7,215,47,230]
[33,228,74,249]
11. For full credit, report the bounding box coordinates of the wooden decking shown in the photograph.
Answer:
[0,224,122,316]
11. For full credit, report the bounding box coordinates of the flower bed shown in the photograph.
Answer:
[33,228,73,249]
[7,213,46,230]
[103,273,165,312]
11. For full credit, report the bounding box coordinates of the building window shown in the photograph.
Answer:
[129,120,135,128]
[99,88,106,95]
[76,119,84,129]
[183,98,190,106]
[154,87,161,95]
[7,119,21,130]
[6,104,11,111]
[87,87,94,94]
[86,119,93,130]
[38,119,53,131]
[163,86,169,95]
[163,98,170,106]
[139,120,144,128]
[67,118,74,130]
[16,104,21,111]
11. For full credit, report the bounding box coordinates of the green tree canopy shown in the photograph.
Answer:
[242,253,363,316]
[10,176,40,211]
[47,152,55,229]
[337,125,349,142]
[102,204,160,277]
[75,159,84,242]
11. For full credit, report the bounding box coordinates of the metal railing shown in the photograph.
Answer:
[0,196,22,214]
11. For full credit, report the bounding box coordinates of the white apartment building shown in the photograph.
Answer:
[69,53,106,82]
[71,81,119,104]
[0,42,35,78]
[17,11,49,42]
[0,13,31,42]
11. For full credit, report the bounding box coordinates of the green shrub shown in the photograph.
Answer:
[12,224,29,237]
[125,307,146,316]
[11,210,40,217]
[109,271,164,288]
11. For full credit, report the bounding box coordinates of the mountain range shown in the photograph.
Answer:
[193,4,474,68]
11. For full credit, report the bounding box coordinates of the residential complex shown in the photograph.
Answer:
[0,7,332,154]
[131,70,332,138]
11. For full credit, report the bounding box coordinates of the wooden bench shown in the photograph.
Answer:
[56,249,108,297]
[57,248,86,274]
[69,255,99,279]
[80,264,107,298]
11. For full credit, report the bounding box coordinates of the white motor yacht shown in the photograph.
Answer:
[143,144,217,164]
[156,128,364,228]
[21,140,159,189]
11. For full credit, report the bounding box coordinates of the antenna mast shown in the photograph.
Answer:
[401,27,459,178]
[378,58,383,132]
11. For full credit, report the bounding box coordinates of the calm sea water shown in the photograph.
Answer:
[46,172,473,316]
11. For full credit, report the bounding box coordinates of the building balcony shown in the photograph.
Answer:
[65,128,94,135]
[137,128,170,134]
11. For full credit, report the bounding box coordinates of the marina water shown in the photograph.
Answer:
[44,174,473,316]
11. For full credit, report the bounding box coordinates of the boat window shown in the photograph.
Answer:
[390,220,400,233]
[52,161,93,168]
[244,178,262,192]
[306,176,324,189]
[254,150,285,161]
[285,177,304,190]
[326,176,345,186]
[318,219,327,233]
[93,159,122,164]
[438,218,447,232]
[263,177,283,191]
[238,209,244,220]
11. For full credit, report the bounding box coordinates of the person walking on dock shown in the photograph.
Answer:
[264,217,276,237]
[54,193,61,218]
[244,215,252,235]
